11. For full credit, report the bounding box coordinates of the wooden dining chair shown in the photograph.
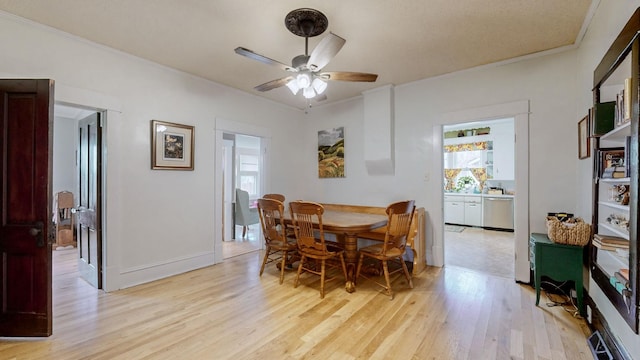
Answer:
[257,198,298,284]
[289,201,347,299]
[262,193,298,239]
[263,193,285,202]
[355,200,416,299]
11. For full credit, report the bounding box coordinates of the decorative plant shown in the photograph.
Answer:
[455,175,476,191]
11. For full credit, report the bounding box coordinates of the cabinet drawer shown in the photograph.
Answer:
[464,196,482,204]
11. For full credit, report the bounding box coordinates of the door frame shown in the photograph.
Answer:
[431,100,530,283]
[54,83,121,292]
[214,117,271,263]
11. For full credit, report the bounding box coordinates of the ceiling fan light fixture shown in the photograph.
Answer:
[296,73,311,89]
[303,86,316,99]
[312,78,327,94]
[286,79,300,95]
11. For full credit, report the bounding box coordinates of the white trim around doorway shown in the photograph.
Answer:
[432,100,530,283]
[213,117,272,264]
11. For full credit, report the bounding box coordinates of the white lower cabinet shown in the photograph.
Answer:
[444,196,465,224]
[464,201,482,226]
[445,195,482,226]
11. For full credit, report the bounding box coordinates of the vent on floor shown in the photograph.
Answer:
[587,331,613,360]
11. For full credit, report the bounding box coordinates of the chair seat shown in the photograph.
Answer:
[359,244,403,258]
[269,240,297,251]
[300,247,342,259]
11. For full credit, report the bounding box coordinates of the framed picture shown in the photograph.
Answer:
[318,127,345,178]
[151,120,194,170]
[578,115,590,159]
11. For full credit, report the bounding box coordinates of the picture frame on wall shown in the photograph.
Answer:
[318,127,345,178]
[578,115,590,159]
[151,120,195,170]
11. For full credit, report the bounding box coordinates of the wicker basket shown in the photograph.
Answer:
[546,216,591,246]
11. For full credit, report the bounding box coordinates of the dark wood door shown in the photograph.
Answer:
[0,79,54,336]
[77,113,102,288]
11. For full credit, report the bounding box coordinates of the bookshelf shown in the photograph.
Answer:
[591,8,639,338]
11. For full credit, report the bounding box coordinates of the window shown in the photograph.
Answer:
[237,152,259,197]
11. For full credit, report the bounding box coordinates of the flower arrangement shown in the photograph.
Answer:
[455,175,476,192]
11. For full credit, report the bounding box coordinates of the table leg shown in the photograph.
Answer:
[343,233,358,293]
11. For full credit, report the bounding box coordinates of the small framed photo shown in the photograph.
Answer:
[151,120,194,170]
[578,115,590,159]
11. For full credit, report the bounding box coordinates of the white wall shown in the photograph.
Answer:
[52,116,77,196]
[303,51,577,267]
[0,12,304,290]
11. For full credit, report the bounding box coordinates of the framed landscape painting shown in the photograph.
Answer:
[151,120,194,170]
[318,127,345,178]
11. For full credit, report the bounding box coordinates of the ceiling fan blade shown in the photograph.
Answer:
[320,71,378,82]
[254,76,294,92]
[234,47,294,72]
[307,32,346,71]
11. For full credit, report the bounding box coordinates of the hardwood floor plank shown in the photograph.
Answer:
[0,248,593,359]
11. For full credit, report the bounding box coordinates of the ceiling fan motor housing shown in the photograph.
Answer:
[285,8,328,38]
[292,54,310,69]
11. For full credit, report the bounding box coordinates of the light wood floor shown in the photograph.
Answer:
[223,225,261,259]
[0,248,593,359]
[445,226,515,279]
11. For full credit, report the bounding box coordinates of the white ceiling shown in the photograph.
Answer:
[0,0,595,110]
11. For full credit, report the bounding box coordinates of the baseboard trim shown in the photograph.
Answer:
[118,251,215,289]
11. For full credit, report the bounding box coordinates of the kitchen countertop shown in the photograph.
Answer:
[444,192,514,198]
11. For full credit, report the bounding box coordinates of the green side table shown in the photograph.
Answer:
[530,233,586,317]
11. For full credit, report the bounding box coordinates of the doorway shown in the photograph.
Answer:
[213,118,272,264]
[53,103,104,288]
[442,118,515,278]
[433,100,530,283]
[222,132,263,259]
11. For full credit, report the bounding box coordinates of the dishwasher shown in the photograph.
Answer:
[482,196,514,230]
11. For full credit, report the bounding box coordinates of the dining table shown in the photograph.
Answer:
[283,209,388,293]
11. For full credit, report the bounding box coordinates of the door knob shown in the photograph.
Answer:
[29,221,44,247]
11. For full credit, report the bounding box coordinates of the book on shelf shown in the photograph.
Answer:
[593,239,627,251]
[625,135,631,176]
[594,233,629,245]
[593,234,629,251]
[602,166,626,178]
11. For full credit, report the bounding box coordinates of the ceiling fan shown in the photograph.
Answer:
[234,8,378,100]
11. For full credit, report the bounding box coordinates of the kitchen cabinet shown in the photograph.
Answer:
[444,194,482,226]
[444,195,465,225]
[589,7,639,354]
[464,196,482,226]
[490,122,515,180]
